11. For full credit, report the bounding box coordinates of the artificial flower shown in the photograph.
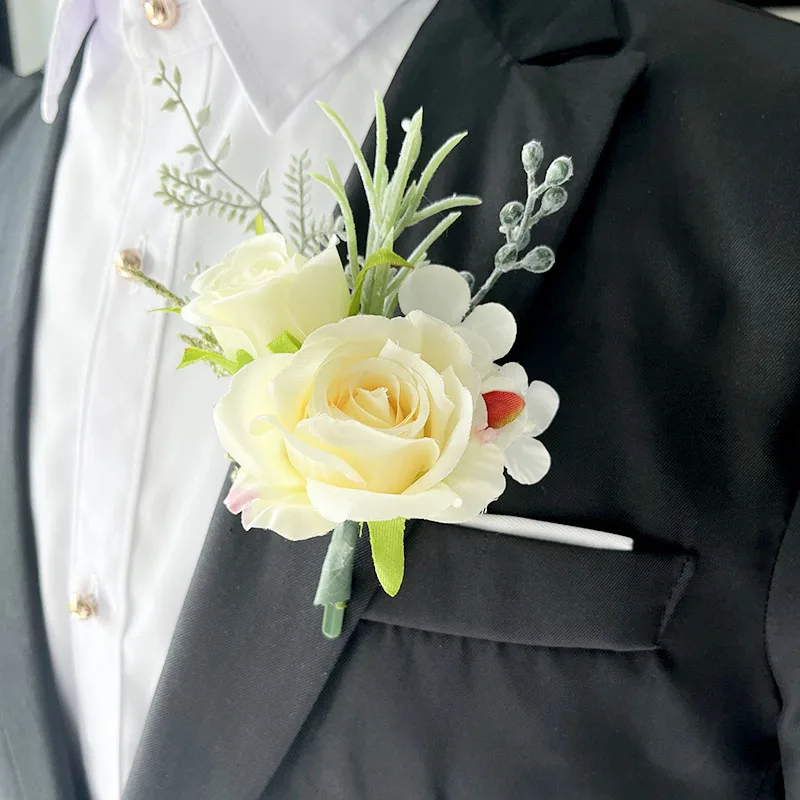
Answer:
[182,233,349,359]
[398,264,517,374]
[477,362,560,484]
[215,311,507,539]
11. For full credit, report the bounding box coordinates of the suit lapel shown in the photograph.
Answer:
[347,0,646,324]
[124,1,645,798]
[0,66,87,800]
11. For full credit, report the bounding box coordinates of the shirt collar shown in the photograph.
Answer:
[42,0,411,133]
[199,0,411,133]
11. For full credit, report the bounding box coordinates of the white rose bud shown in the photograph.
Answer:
[182,233,350,359]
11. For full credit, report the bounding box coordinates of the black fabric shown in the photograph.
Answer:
[0,1,12,71]
[0,63,89,800]
[263,5,800,796]
[363,524,695,651]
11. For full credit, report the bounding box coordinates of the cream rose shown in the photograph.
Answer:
[215,311,507,539]
[181,233,350,359]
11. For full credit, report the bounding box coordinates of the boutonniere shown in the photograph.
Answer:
[134,61,572,638]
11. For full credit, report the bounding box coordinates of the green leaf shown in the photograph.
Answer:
[173,66,182,89]
[408,194,482,226]
[196,105,211,130]
[407,211,462,266]
[257,168,271,199]
[383,108,423,231]
[147,306,182,314]
[317,101,377,220]
[266,331,301,354]
[254,213,266,235]
[363,248,413,271]
[368,519,407,597]
[215,135,231,162]
[348,249,412,316]
[178,144,199,155]
[312,163,359,283]
[161,98,179,112]
[177,347,252,374]
[412,132,469,212]
[178,347,233,373]
[372,92,388,201]
[234,349,254,370]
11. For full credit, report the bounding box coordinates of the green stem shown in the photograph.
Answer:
[126,269,185,307]
[514,180,548,243]
[365,264,391,315]
[314,520,360,639]
[468,266,503,311]
[162,76,284,237]
[159,174,253,211]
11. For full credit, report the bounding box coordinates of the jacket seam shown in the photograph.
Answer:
[360,619,659,653]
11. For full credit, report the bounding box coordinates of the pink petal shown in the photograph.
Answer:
[224,485,259,515]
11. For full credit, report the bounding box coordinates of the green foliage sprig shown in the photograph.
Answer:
[152,60,282,235]
[312,94,482,316]
[283,151,345,257]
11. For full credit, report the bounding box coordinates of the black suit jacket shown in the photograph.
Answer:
[2,0,800,798]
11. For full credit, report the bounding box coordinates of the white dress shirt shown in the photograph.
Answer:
[30,1,436,798]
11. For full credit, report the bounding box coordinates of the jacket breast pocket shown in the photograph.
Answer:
[362,520,695,651]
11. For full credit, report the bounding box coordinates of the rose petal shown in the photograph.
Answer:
[432,440,507,522]
[306,480,462,523]
[186,277,292,358]
[273,416,367,488]
[505,435,552,485]
[525,381,560,436]
[210,325,260,362]
[303,313,396,349]
[378,339,453,443]
[222,466,332,539]
[287,246,350,338]
[243,496,333,539]
[224,467,263,515]
[213,354,294,476]
[398,265,472,326]
[295,415,440,495]
[269,338,351,429]
[406,370,472,494]
[460,302,517,361]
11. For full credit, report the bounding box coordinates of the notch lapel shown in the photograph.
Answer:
[124,1,646,798]
[0,67,87,800]
[347,0,646,324]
